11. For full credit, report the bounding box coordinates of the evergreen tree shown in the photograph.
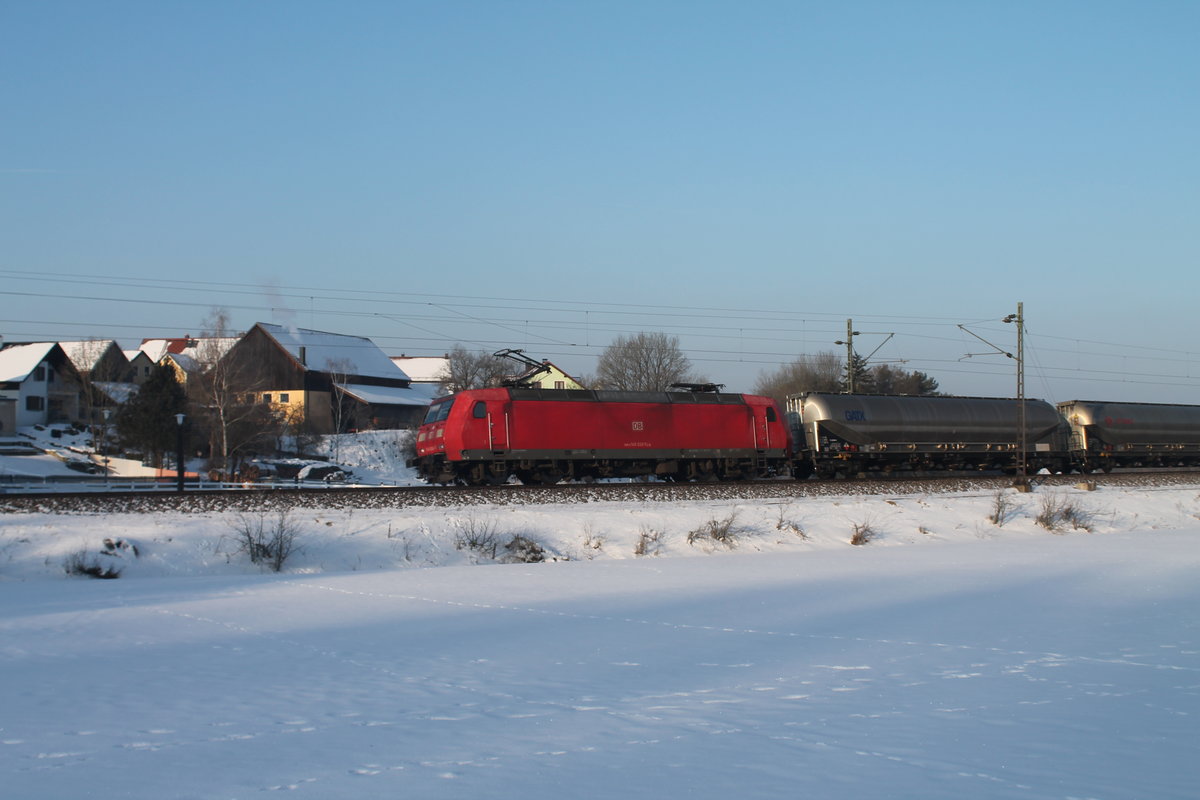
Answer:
[842,353,873,393]
[894,369,939,395]
[114,364,187,467]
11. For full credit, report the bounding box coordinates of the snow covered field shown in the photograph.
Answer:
[2,460,1199,798]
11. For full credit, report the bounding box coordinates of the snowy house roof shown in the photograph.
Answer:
[185,337,240,362]
[336,382,439,407]
[138,340,173,362]
[93,381,139,404]
[0,342,58,383]
[58,340,122,372]
[162,352,201,373]
[390,356,449,383]
[140,336,239,364]
[255,323,410,382]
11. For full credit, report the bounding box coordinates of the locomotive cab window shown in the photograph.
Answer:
[472,401,487,419]
[423,399,454,425]
[766,407,777,422]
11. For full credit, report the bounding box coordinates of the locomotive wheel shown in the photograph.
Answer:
[461,464,509,486]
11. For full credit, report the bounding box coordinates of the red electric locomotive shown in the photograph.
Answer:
[413,386,792,485]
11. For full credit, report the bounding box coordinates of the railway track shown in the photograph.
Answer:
[5,470,1200,514]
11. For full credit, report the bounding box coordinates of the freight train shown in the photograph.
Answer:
[411,386,1200,485]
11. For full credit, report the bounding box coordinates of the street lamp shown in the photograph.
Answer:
[101,408,111,484]
[175,413,186,493]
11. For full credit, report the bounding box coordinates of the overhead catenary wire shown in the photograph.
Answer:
[2,269,1198,396]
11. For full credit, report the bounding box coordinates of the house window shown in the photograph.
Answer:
[555,380,565,389]
[33,366,46,382]
[279,393,290,403]
[263,393,272,404]
[26,396,45,411]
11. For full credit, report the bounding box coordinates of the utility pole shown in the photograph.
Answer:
[1004,302,1027,483]
[835,319,896,394]
[960,303,1028,487]
[835,319,860,393]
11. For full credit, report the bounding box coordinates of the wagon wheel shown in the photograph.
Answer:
[791,461,815,480]
[532,469,563,485]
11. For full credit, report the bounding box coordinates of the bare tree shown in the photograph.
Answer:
[594,332,694,391]
[325,357,353,458]
[193,308,272,476]
[444,345,509,392]
[752,351,844,406]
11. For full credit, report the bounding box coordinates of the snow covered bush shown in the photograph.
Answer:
[62,538,140,579]
[228,509,303,572]
[687,512,740,549]
[634,526,662,557]
[774,505,806,538]
[1035,493,1094,533]
[579,523,605,556]
[501,535,546,563]
[850,520,878,546]
[453,515,500,560]
[63,550,121,579]
[989,490,1021,527]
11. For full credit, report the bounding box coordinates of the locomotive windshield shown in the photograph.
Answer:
[422,398,453,425]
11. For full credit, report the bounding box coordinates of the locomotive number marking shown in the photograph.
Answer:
[632,421,645,430]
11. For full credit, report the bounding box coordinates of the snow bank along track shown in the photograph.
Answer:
[4,471,1200,514]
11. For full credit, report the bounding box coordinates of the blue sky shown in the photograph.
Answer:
[2,0,1198,401]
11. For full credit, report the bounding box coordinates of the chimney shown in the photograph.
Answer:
[299,346,306,366]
